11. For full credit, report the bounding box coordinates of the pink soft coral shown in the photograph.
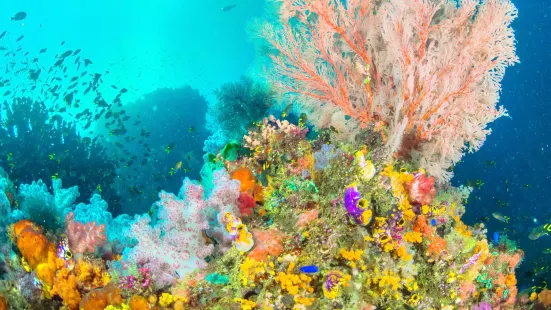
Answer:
[65,212,107,254]
[124,169,241,288]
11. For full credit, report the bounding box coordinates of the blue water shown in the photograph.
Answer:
[453,0,551,288]
[0,0,264,104]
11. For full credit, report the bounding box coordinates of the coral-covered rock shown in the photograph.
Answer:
[406,174,436,205]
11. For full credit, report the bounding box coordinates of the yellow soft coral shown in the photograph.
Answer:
[378,270,401,291]
[159,293,174,308]
[234,297,257,310]
[381,165,416,221]
[75,258,108,290]
[51,267,81,310]
[294,296,315,306]
[275,271,314,296]
[339,248,364,262]
[104,305,130,310]
[239,257,273,287]
[403,231,423,243]
[453,216,472,237]
[395,245,412,261]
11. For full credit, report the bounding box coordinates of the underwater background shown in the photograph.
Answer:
[452,0,551,291]
[0,0,550,309]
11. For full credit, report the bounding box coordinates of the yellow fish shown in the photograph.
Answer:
[492,212,509,223]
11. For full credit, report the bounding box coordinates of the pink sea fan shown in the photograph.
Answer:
[259,0,518,181]
[65,212,107,254]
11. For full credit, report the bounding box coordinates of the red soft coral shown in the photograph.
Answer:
[238,192,256,217]
[65,212,107,254]
[407,174,436,206]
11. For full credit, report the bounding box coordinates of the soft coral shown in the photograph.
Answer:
[238,192,256,217]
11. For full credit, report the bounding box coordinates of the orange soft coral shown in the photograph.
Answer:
[508,253,523,269]
[413,215,431,236]
[247,228,286,262]
[253,184,265,203]
[230,167,256,192]
[427,236,447,257]
[505,274,517,288]
[79,284,122,310]
[129,295,149,310]
[51,267,81,310]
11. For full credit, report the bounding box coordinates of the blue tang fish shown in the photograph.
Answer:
[299,265,319,274]
[493,231,500,245]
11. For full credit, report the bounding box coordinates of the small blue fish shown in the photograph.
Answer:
[299,265,319,274]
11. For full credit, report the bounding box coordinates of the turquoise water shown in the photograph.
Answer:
[0,0,264,103]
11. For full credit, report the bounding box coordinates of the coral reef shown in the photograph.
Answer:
[0,1,538,310]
